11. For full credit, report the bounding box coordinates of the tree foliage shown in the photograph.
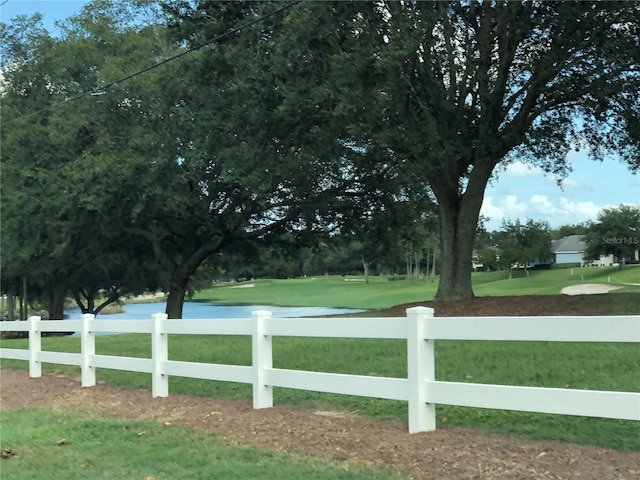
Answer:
[1,1,174,317]
[125,1,385,317]
[584,204,640,268]
[259,0,640,299]
[495,219,552,278]
[551,223,590,240]
[1,1,391,318]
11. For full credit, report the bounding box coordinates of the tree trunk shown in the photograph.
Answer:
[165,252,212,319]
[425,247,430,278]
[166,279,187,319]
[142,230,225,319]
[362,258,370,284]
[435,208,476,300]
[73,290,94,315]
[7,286,16,320]
[45,283,68,319]
[432,152,495,300]
[19,277,28,320]
[430,249,437,282]
[74,288,119,316]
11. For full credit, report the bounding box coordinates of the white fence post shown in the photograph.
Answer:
[406,306,436,433]
[28,316,42,378]
[152,313,169,397]
[81,314,96,387]
[252,310,273,409]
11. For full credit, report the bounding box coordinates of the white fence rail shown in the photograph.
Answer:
[1,307,638,433]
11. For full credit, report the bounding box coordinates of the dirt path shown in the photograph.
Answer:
[2,368,638,480]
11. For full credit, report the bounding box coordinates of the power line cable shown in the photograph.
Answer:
[2,1,302,127]
[93,0,301,95]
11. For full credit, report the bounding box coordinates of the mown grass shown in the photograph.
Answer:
[2,332,639,451]
[195,275,437,310]
[473,265,640,297]
[193,267,640,309]
[0,408,406,480]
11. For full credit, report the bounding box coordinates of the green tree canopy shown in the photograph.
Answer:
[584,204,640,268]
[495,219,552,278]
[238,0,640,299]
[0,1,168,317]
[551,223,590,240]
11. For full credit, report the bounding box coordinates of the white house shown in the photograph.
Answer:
[552,235,615,267]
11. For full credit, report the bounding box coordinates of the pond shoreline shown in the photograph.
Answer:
[64,301,366,321]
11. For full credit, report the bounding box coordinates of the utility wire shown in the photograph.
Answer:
[93,0,301,95]
[2,1,302,127]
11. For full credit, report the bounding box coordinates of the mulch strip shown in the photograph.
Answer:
[2,368,638,480]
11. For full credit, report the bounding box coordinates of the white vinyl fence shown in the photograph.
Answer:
[1,307,639,433]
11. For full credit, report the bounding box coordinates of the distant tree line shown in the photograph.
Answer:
[473,204,640,277]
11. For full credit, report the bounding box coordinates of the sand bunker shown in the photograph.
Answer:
[561,283,623,295]
[228,283,255,289]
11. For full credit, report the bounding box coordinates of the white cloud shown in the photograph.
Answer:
[557,198,602,219]
[503,195,528,215]
[484,155,636,231]
[481,194,606,231]
[558,178,583,189]
[481,195,528,229]
[480,196,503,219]
[503,161,543,178]
[530,194,557,214]
[529,195,601,223]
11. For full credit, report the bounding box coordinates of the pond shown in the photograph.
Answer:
[64,301,365,320]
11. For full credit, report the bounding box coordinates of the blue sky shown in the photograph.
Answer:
[483,154,639,231]
[0,0,87,32]
[3,0,639,232]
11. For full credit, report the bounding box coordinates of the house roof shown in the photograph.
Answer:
[552,235,586,254]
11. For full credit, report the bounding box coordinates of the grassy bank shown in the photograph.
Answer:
[0,408,405,480]
[2,333,638,451]
[192,267,640,309]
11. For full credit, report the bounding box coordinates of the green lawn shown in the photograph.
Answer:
[473,265,640,297]
[0,408,406,480]
[195,275,437,310]
[192,267,640,309]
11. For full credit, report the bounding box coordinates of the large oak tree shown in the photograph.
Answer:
[149,1,393,317]
[1,2,167,317]
[2,1,378,319]
[237,0,640,300]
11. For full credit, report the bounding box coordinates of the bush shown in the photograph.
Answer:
[387,275,407,281]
